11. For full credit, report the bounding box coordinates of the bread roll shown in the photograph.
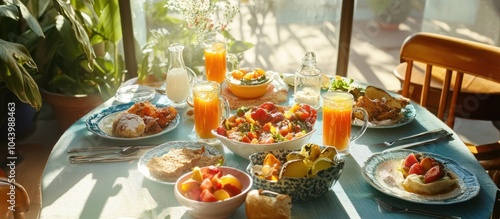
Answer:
[112,112,145,137]
[245,189,291,219]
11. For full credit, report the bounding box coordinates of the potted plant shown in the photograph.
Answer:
[0,0,45,136]
[137,0,253,85]
[24,0,125,130]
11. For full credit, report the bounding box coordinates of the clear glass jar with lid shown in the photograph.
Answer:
[294,51,322,109]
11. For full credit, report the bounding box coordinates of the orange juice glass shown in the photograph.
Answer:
[192,81,230,144]
[322,91,368,155]
[204,41,227,84]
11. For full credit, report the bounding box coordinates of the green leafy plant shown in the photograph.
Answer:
[27,0,124,99]
[137,0,253,82]
[0,0,44,110]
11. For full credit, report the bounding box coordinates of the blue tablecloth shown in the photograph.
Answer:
[40,91,497,218]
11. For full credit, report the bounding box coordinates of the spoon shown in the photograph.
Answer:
[69,146,140,160]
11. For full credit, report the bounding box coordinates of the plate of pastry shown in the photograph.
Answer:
[86,101,180,140]
[362,149,480,204]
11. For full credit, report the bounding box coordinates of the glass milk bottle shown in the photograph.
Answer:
[294,52,322,109]
[166,43,191,108]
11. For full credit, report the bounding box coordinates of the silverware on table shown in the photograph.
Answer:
[374,128,448,147]
[67,145,156,153]
[383,132,453,151]
[69,146,140,160]
[70,155,142,163]
[376,199,461,219]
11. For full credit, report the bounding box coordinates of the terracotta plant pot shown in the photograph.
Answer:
[41,89,104,131]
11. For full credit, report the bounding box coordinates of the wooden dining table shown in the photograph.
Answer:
[39,80,498,218]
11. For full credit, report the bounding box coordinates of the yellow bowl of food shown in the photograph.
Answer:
[226,68,274,99]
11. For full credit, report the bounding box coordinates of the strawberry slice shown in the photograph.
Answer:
[424,165,445,183]
[408,163,426,175]
[403,153,419,169]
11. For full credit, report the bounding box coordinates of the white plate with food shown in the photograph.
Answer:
[352,104,416,128]
[330,77,416,128]
[138,141,224,184]
[86,102,180,140]
[362,149,480,205]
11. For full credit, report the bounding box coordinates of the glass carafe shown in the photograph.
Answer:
[166,43,192,108]
[294,51,322,109]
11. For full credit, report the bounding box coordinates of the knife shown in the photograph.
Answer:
[384,132,453,151]
[67,145,156,153]
[70,155,142,163]
[373,128,448,147]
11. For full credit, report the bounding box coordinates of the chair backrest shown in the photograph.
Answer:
[0,178,30,219]
[399,32,500,128]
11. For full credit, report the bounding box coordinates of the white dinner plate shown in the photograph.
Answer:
[362,149,480,205]
[352,104,417,128]
[85,102,180,140]
[137,141,224,184]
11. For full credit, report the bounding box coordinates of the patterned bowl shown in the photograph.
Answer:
[246,148,344,202]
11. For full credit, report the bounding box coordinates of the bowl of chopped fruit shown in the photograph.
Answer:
[247,144,344,202]
[212,102,317,159]
[174,165,253,219]
[226,68,274,99]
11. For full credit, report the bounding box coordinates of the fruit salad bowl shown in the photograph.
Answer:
[246,147,344,202]
[174,166,253,219]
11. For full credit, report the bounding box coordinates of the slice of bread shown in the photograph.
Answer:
[246,189,291,219]
[146,147,223,182]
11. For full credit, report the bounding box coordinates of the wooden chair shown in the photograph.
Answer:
[394,32,500,187]
[0,177,30,219]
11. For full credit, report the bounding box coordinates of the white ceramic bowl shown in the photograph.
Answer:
[174,166,253,219]
[212,129,316,159]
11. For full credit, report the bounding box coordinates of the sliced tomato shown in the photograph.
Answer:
[241,135,251,143]
[403,153,419,169]
[424,165,445,183]
[247,131,258,140]
[259,102,276,112]
[408,163,425,175]
[263,122,273,132]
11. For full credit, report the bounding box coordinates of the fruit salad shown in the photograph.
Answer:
[215,102,317,144]
[250,144,338,181]
[229,68,269,85]
[180,166,242,202]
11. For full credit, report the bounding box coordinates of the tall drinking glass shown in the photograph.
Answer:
[192,81,230,145]
[203,33,227,84]
[322,91,369,156]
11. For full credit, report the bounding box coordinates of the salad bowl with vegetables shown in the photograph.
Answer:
[212,102,317,158]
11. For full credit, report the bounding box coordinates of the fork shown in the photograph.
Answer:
[375,128,448,147]
[375,198,461,219]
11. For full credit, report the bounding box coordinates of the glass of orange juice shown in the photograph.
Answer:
[203,33,227,84]
[322,91,368,156]
[192,81,230,145]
